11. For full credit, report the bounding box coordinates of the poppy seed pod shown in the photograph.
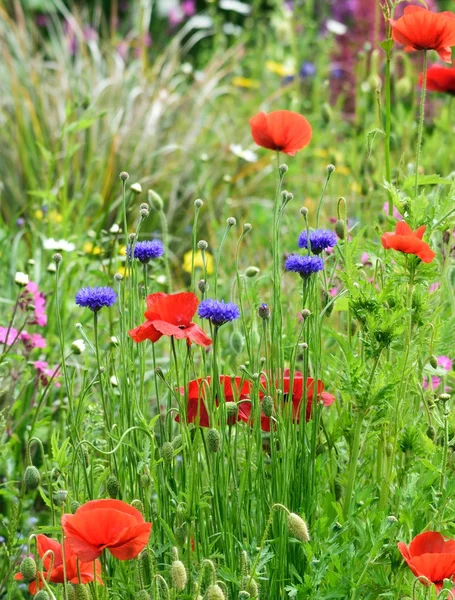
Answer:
[34,592,49,600]
[171,560,187,590]
[207,428,221,453]
[24,465,40,491]
[161,442,174,465]
[106,475,120,499]
[206,584,226,600]
[74,585,90,600]
[287,512,310,542]
[20,557,37,582]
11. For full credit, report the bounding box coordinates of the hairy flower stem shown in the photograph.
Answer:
[414,50,427,199]
[384,47,392,215]
[440,402,450,494]
[271,156,285,387]
[214,221,234,298]
[315,166,334,229]
[343,410,365,518]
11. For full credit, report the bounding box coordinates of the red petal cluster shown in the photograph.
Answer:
[129,292,212,347]
[15,535,102,594]
[381,222,435,263]
[249,110,312,156]
[398,531,455,591]
[61,499,152,562]
[421,65,455,95]
[390,6,455,63]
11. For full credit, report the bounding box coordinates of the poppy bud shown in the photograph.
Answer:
[226,402,238,420]
[230,331,245,354]
[240,577,258,598]
[258,303,270,320]
[161,442,174,465]
[34,592,49,600]
[74,585,91,600]
[65,584,76,600]
[207,428,221,453]
[206,584,225,600]
[172,434,183,450]
[334,478,342,501]
[350,320,357,336]
[395,77,412,99]
[227,217,237,226]
[171,560,187,590]
[148,190,163,211]
[174,525,187,545]
[194,198,204,208]
[119,171,129,181]
[20,557,37,582]
[335,219,346,240]
[385,442,393,457]
[321,102,332,124]
[245,266,260,278]
[131,499,145,515]
[262,396,274,418]
[238,593,251,600]
[140,473,151,488]
[24,466,40,491]
[287,512,310,542]
[135,591,151,600]
[70,500,81,514]
[429,355,438,369]
[106,475,120,499]
[426,425,436,440]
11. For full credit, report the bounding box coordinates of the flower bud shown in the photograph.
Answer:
[226,402,238,420]
[326,164,335,175]
[15,272,29,287]
[106,475,120,499]
[66,584,76,600]
[243,223,252,233]
[34,592,49,600]
[258,303,270,320]
[279,163,288,175]
[245,266,260,278]
[114,273,123,282]
[20,557,37,582]
[131,499,145,515]
[387,515,398,523]
[161,442,174,465]
[301,309,311,319]
[429,354,438,369]
[47,263,57,273]
[119,171,129,181]
[426,425,436,440]
[140,208,149,219]
[227,217,237,226]
[321,102,332,124]
[198,279,208,293]
[207,428,221,453]
[53,253,63,264]
[240,577,258,598]
[171,560,187,590]
[230,331,245,354]
[74,584,90,600]
[131,183,142,194]
[194,199,204,208]
[172,434,183,450]
[24,465,40,491]
[262,396,274,418]
[335,219,346,240]
[206,584,225,600]
[71,339,86,355]
[70,500,81,513]
[135,591,151,600]
[197,240,208,250]
[56,490,68,505]
[148,189,164,211]
[287,512,310,542]
[238,593,250,600]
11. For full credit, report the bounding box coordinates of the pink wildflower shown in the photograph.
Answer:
[33,361,61,388]
[0,326,19,346]
[19,332,47,351]
[21,282,47,327]
[429,282,440,293]
[383,202,403,221]
[423,355,452,390]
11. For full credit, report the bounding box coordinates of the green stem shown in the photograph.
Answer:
[343,410,365,518]
[440,402,450,494]
[414,50,427,199]
[384,48,392,215]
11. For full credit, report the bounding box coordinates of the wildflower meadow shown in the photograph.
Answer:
[1,0,455,598]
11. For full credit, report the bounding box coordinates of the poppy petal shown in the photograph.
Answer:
[108,522,152,560]
[184,323,213,347]
[129,321,162,343]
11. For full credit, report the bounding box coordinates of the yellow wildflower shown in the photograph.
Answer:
[232,77,260,89]
[83,241,102,255]
[34,209,44,220]
[183,249,214,275]
[48,210,63,224]
[265,60,294,77]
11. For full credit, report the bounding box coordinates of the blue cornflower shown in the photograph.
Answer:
[198,299,240,326]
[285,255,324,278]
[75,287,117,311]
[127,240,164,263]
[298,229,337,254]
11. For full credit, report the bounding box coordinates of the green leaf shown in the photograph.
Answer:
[419,458,441,474]
[379,39,394,54]
[402,174,451,189]
[366,128,385,158]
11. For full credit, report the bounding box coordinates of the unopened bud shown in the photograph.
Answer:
[172,434,183,450]
[135,591,151,600]
[161,442,174,465]
[262,396,274,418]
[226,402,238,420]
[15,272,29,287]
[53,253,62,264]
[114,273,123,281]
[70,500,81,513]
[300,207,308,217]
[34,592,49,600]
[279,163,288,175]
[240,577,258,598]
[131,183,142,194]
[194,199,203,208]
[24,465,40,491]
[301,309,311,319]
[47,263,57,273]
[429,354,438,369]
[206,584,225,600]
[106,475,120,499]
[74,584,90,600]
[20,557,37,582]
[71,339,86,355]
[335,219,346,240]
[140,208,149,218]
[230,331,245,354]
[243,223,252,233]
[171,560,187,590]
[245,266,260,278]
[321,102,332,124]
[258,303,270,320]
[131,499,145,515]
[119,171,129,181]
[326,164,335,175]
[197,240,208,250]
[207,428,221,452]
[227,217,236,226]
[198,279,208,293]
[287,512,310,542]
[148,189,164,211]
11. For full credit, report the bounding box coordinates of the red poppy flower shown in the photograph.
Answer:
[61,499,152,562]
[129,292,212,347]
[398,531,455,591]
[14,535,102,594]
[420,65,455,95]
[249,110,312,156]
[259,369,335,431]
[381,222,436,263]
[389,6,455,63]
[176,376,252,427]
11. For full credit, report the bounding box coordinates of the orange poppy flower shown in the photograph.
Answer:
[398,531,455,591]
[249,110,312,156]
[62,499,152,562]
[389,6,455,63]
[129,292,212,347]
[381,222,435,263]
[14,535,102,594]
[420,65,455,95]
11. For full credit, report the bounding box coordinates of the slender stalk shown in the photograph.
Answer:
[384,47,392,215]
[414,50,427,199]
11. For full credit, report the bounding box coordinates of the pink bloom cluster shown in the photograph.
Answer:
[20,282,47,326]
[423,355,453,390]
